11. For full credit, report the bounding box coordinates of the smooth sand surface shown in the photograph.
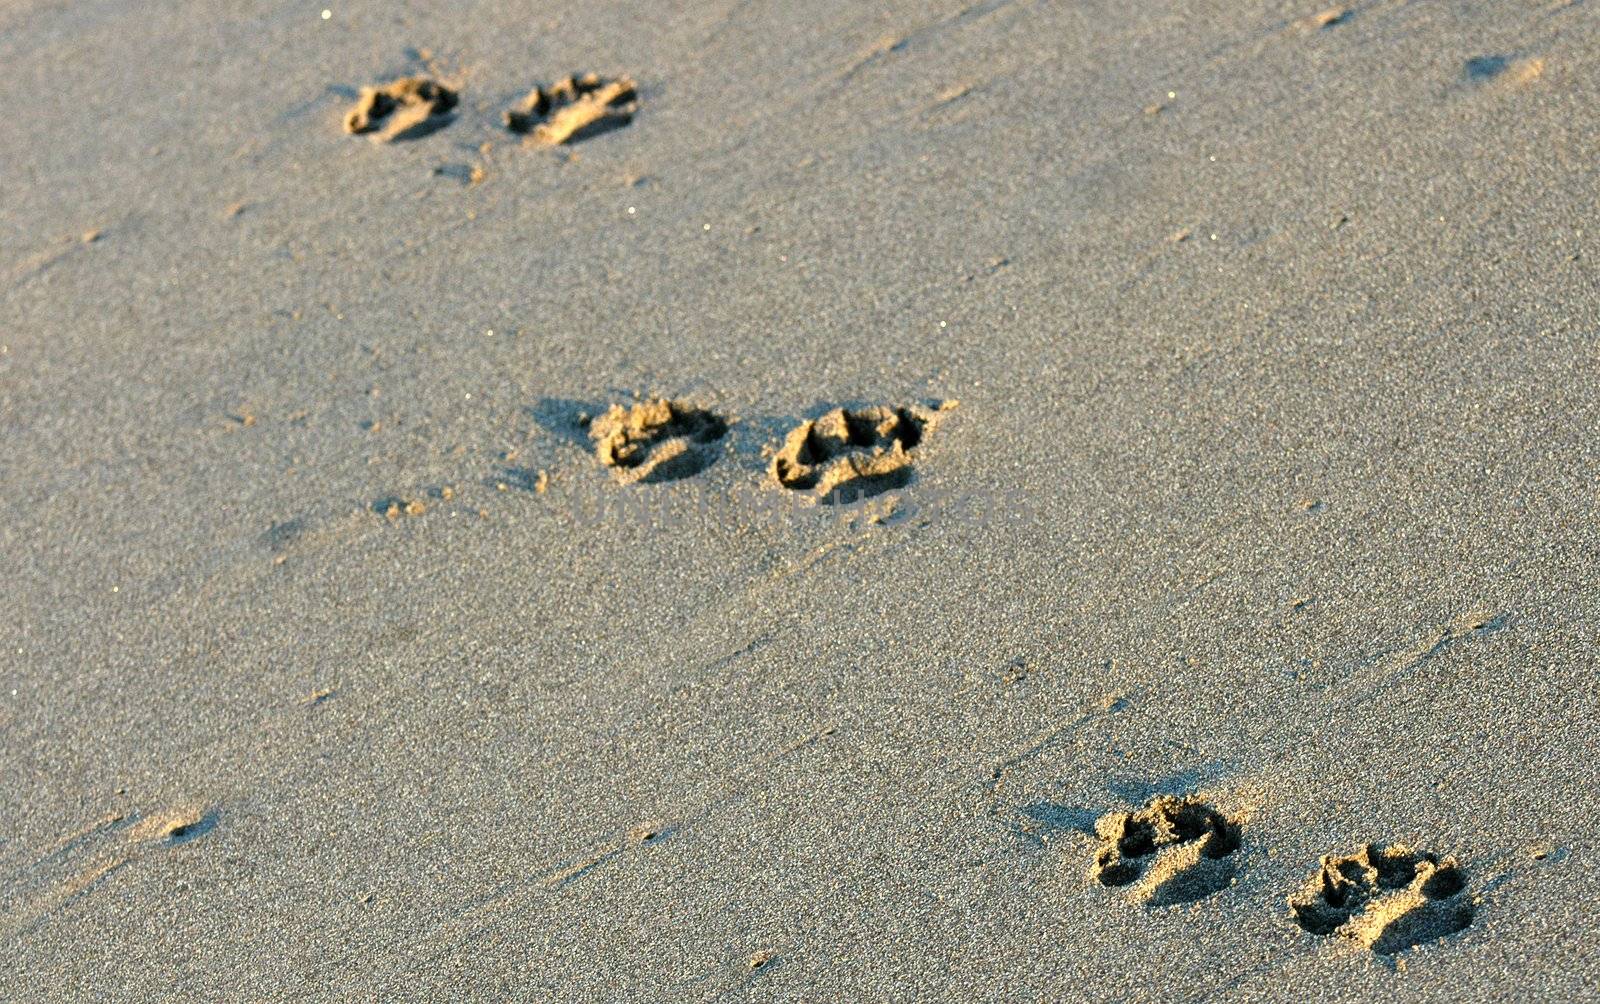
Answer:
[3,0,1598,999]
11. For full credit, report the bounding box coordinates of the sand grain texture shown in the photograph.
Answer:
[2,0,1599,1000]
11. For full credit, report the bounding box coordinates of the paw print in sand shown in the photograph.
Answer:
[1289,844,1474,954]
[1091,796,1242,906]
[590,399,729,484]
[505,73,638,145]
[771,402,954,503]
[344,77,458,141]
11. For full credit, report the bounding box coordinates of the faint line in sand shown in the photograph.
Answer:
[1,853,130,943]
[392,721,840,967]
[1331,609,1508,707]
[837,0,1035,83]
[34,811,130,865]
[986,702,1114,791]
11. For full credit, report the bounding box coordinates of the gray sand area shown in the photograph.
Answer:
[2,0,1598,999]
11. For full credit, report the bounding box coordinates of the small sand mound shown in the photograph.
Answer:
[1464,55,1545,88]
[344,77,458,141]
[1290,844,1474,954]
[129,808,214,845]
[1295,6,1347,32]
[1091,796,1242,906]
[590,399,728,484]
[1507,57,1545,86]
[771,402,953,503]
[504,73,638,145]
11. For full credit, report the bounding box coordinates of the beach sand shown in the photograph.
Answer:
[2,0,1598,999]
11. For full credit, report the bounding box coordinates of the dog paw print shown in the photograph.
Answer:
[771,402,954,503]
[344,77,458,141]
[590,399,729,483]
[505,73,638,145]
[1289,844,1474,954]
[1091,796,1242,906]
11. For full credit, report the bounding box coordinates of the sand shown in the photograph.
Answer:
[1,0,1598,1000]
